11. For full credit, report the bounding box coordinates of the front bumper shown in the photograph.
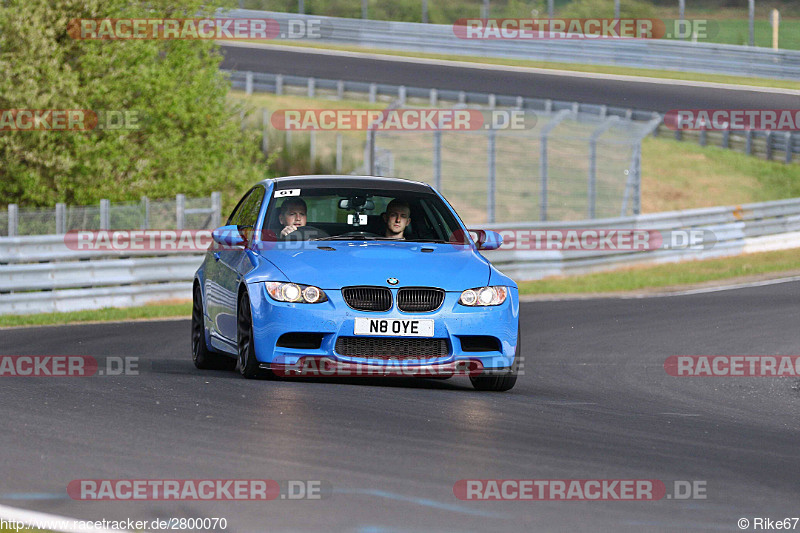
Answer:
[247,284,519,370]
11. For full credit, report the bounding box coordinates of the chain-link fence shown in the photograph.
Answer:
[370,107,660,224]
[1,193,222,237]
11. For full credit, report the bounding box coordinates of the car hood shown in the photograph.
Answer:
[254,241,490,291]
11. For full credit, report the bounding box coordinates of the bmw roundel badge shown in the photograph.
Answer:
[387,277,399,285]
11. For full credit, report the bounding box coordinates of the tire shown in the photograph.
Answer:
[192,284,236,370]
[237,290,269,379]
[470,324,520,392]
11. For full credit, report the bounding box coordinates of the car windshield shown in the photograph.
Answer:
[263,186,470,244]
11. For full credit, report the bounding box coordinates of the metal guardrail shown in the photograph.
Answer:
[483,197,800,280]
[227,69,798,163]
[225,9,800,80]
[2,198,800,314]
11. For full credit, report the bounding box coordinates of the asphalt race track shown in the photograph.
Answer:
[220,44,800,113]
[1,281,799,531]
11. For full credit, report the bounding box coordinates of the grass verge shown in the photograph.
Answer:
[0,301,191,328]
[516,248,800,295]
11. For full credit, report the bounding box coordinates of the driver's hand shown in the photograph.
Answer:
[280,225,297,237]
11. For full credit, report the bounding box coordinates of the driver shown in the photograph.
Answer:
[382,199,411,240]
[279,198,307,238]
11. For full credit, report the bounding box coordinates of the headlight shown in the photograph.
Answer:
[459,286,507,306]
[266,282,327,303]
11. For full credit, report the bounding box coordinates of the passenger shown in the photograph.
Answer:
[382,199,411,240]
[279,198,307,238]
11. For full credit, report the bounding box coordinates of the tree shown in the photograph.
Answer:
[0,0,266,206]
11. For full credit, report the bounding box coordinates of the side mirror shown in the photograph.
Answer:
[469,229,503,251]
[211,225,247,248]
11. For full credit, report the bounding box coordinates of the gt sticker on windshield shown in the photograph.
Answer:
[274,189,301,198]
[354,318,434,337]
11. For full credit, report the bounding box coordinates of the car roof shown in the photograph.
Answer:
[261,175,434,194]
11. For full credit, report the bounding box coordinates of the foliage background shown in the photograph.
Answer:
[0,0,268,207]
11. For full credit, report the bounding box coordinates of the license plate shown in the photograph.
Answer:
[354,318,434,337]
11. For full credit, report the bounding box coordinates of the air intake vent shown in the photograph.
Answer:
[335,337,448,359]
[397,287,445,312]
[342,286,392,312]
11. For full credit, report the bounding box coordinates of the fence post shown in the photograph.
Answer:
[488,94,496,109]
[336,133,343,173]
[516,96,524,109]
[369,83,377,103]
[429,88,438,107]
[100,199,109,230]
[785,132,793,164]
[276,74,284,95]
[245,71,253,95]
[487,129,496,223]
[722,129,730,149]
[211,192,221,229]
[307,77,315,98]
[398,86,406,106]
[544,99,552,113]
[141,196,150,230]
[765,131,773,160]
[176,194,185,230]
[8,204,17,237]
[367,130,376,175]
[433,130,442,191]
[745,130,753,155]
[309,130,317,163]
[337,80,344,100]
[55,203,66,235]
[262,108,269,156]
[458,91,466,105]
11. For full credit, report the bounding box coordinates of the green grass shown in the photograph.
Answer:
[517,248,800,294]
[641,136,800,212]
[0,301,191,328]
[233,40,800,91]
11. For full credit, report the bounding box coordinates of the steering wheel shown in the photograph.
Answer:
[282,225,329,240]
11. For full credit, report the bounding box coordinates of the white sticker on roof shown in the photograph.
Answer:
[274,189,301,198]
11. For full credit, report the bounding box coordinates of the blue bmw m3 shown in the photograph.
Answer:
[192,175,520,391]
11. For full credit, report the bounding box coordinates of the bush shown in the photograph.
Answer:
[0,0,269,207]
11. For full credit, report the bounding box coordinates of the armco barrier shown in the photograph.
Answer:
[2,197,800,314]
[482,198,800,280]
[223,9,800,80]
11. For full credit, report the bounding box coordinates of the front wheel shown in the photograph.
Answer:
[192,285,236,370]
[470,325,520,392]
[237,291,273,379]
